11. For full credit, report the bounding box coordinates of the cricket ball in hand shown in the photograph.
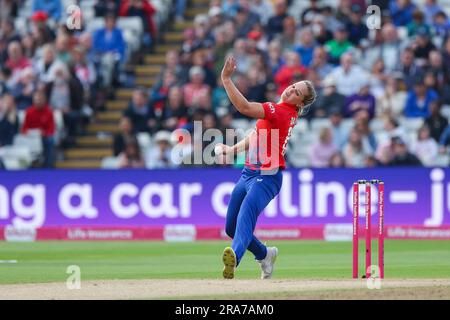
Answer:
[214,144,223,155]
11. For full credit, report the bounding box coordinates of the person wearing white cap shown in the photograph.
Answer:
[146,130,175,169]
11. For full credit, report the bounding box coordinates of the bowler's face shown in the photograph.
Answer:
[281,81,306,106]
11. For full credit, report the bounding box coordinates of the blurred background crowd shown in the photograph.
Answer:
[1,0,450,170]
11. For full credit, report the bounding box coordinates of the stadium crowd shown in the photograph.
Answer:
[1,0,450,170]
[0,0,161,168]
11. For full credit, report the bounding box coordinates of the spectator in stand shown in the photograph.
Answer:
[10,67,37,110]
[92,13,126,88]
[266,0,289,41]
[0,93,18,147]
[32,0,62,23]
[156,50,187,87]
[424,0,443,25]
[404,81,438,118]
[313,76,345,118]
[308,127,338,167]
[117,136,145,168]
[123,88,154,133]
[251,0,274,26]
[234,4,260,39]
[376,75,407,118]
[354,116,377,151]
[301,0,322,26]
[389,0,416,27]
[407,9,431,37]
[21,90,55,168]
[329,151,346,168]
[54,32,71,64]
[213,26,233,76]
[368,59,388,98]
[329,52,368,97]
[363,23,402,73]
[72,46,97,108]
[324,25,353,65]
[345,4,368,47]
[277,16,296,51]
[432,11,450,45]
[411,29,436,65]
[294,28,316,68]
[208,7,224,33]
[191,50,216,89]
[146,130,176,169]
[183,66,211,110]
[335,0,352,25]
[310,16,333,45]
[329,109,350,150]
[247,68,267,103]
[439,124,450,153]
[34,44,65,83]
[426,50,445,92]
[274,50,307,96]
[0,19,21,62]
[230,38,252,75]
[0,0,18,24]
[150,71,177,128]
[425,99,448,142]
[29,10,55,47]
[21,32,38,60]
[310,46,333,80]
[342,128,373,167]
[267,40,284,75]
[119,0,157,46]
[412,125,438,166]
[344,81,376,119]
[113,117,135,156]
[395,47,422,90]
[46,64,84,146]
[160,86,188,132]
[389,136,422,166]
[5,41,31,83]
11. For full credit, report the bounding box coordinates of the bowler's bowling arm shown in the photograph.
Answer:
[222,78,265,119]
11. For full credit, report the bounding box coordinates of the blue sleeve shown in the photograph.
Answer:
[92,30,102,53]
[439,126,450,146]
[116,30,126,62]
[403,92,415,117]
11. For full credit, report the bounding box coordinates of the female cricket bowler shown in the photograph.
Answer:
[216,56,317,279]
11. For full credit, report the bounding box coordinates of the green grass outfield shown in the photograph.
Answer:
[0,240,449,284]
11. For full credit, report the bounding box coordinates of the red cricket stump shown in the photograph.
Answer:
[378,182,385,279]
[352,182,359,279]
[365,182,371,278]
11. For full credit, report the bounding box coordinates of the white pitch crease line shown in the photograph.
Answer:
[390,191,417,203]
[0,260,18,264]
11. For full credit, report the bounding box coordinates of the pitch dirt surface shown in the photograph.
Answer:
[1,279,450,300]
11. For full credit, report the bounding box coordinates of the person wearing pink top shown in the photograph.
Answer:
[182,66,211,109]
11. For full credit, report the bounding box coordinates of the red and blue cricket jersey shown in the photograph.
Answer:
[245,101,299,171]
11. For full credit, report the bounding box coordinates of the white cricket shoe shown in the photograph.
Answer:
[258,247,278,279]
